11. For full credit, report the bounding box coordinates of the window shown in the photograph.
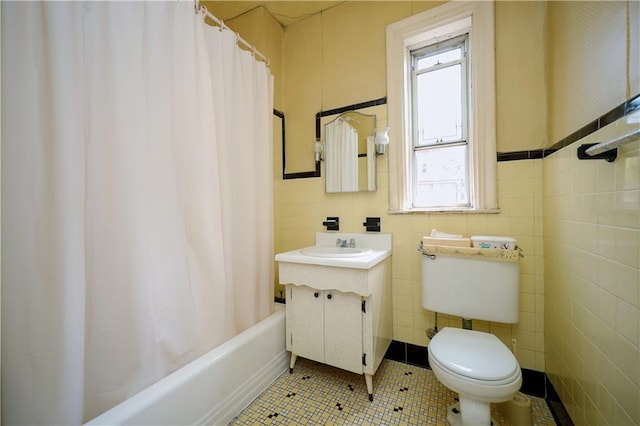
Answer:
[386,2,497,212]
[412,34,469,208]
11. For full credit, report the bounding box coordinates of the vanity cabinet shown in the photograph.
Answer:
[278,253,392,402]
[286,285,363,375]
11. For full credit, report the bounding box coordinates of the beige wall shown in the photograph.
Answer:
[277,1,547,372]
[496,1,547,151]
[543,2,639,424]
[547,2,630,145]
[282,2,428,174]
[281,12,323,174]
[283,1,548,171]
[211,3,639,423]
[632,1,640,97]
[211,5,285,111]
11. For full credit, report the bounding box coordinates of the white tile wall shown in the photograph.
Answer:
[543,112,640,425]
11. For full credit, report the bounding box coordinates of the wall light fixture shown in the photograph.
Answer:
[313,138,324,162]
[374,127,389,155]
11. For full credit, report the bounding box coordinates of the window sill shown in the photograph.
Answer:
[387,208,501,215]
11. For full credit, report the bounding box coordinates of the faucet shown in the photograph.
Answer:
[335,238,356,248]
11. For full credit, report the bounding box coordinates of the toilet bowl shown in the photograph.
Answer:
[428,327,522,425]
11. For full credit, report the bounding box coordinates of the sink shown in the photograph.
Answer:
[301,246,373,258]
[275,233,392,269]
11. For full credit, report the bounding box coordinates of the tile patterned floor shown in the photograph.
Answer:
[230,358,556,425]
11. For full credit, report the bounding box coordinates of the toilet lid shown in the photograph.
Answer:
[428,327,519,381]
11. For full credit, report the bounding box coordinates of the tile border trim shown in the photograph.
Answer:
[497,93,640,162]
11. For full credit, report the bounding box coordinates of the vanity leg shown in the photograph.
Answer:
[364,374,373,401]
[289,353,298,374]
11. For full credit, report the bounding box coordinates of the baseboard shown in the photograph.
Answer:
[384,340,574,425]
[385,340,429,368]
[545,375,575,426]
[200,350,289,425]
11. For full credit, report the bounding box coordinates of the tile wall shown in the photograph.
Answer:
[543,111,640,424]
[275,145,546,372]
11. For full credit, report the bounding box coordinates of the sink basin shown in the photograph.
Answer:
[300,246,374,258]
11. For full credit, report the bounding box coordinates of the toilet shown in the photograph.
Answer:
[422,250,522,425]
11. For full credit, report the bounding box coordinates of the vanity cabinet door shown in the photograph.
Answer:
[324,291,363,374]
[287,285,325,363]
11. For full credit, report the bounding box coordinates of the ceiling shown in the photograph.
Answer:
[202,1,343,27]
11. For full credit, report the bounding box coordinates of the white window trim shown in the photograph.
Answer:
[386,1,498,213]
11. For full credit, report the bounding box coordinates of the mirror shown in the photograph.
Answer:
[316,97,387,193]
[281,97,387,183]
[322,111,376,192]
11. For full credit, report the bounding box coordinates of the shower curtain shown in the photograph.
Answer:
[1,2,273,424]
[325,117,358,192]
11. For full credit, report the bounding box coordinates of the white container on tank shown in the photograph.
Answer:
[470,235,517,250]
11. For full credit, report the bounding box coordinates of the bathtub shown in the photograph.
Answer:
[86,304,288,425]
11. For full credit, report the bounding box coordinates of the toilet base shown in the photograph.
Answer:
[446,402,497,426]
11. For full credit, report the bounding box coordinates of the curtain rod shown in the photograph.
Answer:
[194,0,270,66]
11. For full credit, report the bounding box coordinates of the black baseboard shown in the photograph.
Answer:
[520,368,546,398]
[385,340,429,368]
[545,375,575,426]
[384,340,574,425]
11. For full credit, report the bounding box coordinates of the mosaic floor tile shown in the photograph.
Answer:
[229,358,556,426]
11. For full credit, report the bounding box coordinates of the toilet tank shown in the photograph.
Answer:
[421,254,519,323]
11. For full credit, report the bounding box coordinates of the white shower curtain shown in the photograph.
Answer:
[324,117,358,192]
[1,2,273,424]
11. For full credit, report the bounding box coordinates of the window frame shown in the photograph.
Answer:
[411,34,470,208]
[386,1,498,213]
[411,34,469,148]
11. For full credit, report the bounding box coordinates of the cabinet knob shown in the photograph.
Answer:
[314,292,319,298]
[327,294,333,300]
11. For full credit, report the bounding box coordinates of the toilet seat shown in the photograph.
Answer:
[429,351,521,388]
[428,327,519,382]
